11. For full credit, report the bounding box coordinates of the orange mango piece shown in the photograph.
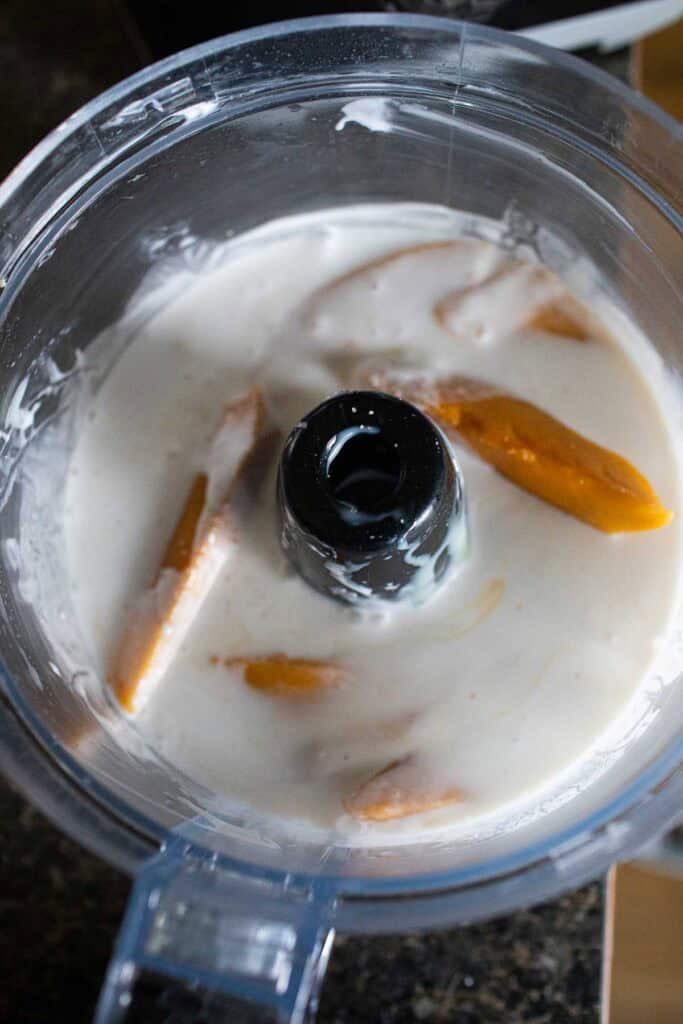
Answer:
[365,369,672,534]
[344,757,463,822]
[435,263,593,344]
[526,301,590,341]
[221,655,347,699]
[426,389,672,534]
[112,389,270,715]
[160,472,208,574]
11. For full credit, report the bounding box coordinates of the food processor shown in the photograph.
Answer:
[0,14,681,1023]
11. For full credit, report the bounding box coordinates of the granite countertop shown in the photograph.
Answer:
[1,4,616,1021]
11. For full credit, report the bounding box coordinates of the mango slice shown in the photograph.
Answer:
[427,388,672,533]
[436,263,594,344]
[344,757,463,822]
[526,300,591,341]
[161,472,208,574]
[112,389,270,714]
[308,241,595,351]
[366,370,672,533]
[305,240,503,347]
[221,655,348,699]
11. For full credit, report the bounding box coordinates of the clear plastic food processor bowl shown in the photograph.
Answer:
[0,15,681,1023]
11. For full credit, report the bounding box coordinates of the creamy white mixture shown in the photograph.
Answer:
[64,204,681,837]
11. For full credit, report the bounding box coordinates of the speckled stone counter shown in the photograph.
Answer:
[1,4,614,1021]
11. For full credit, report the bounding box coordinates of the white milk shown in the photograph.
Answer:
[63,204,681,838]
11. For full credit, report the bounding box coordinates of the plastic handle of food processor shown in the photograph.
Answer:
[93,839,336,1024]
